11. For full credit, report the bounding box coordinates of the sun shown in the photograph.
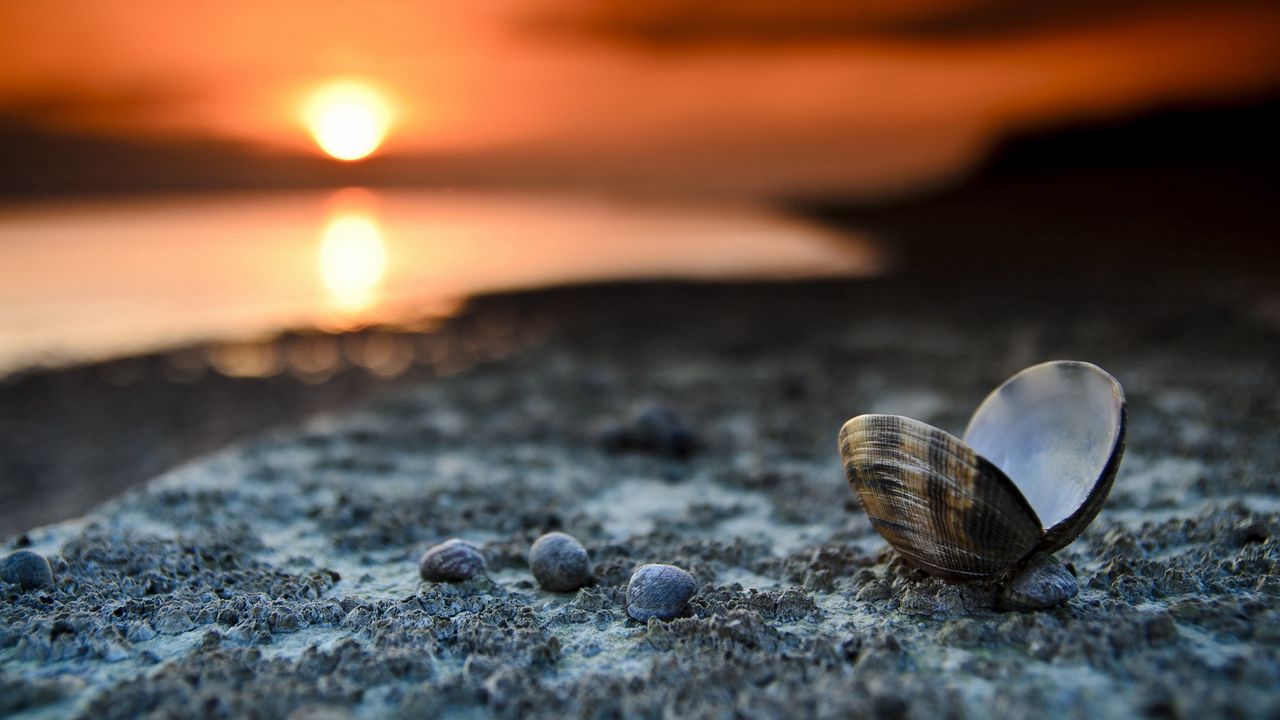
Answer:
[303,79,393,161]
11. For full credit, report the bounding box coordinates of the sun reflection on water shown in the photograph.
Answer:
[0,189,884,375]
[318,192,388,317]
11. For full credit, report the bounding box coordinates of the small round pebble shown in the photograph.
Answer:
[601,405,696,458]
[997,552,1079,612]
[529,532,592,592]
[1,550,53,590]
[626,563,697,621]
[419,539,486,582]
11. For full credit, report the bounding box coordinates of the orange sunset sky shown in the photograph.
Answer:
[2,1,1279,197]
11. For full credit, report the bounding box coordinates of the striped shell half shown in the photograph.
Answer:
[839,361,1126,581]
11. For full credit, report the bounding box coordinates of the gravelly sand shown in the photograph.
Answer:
[2,279,1279,719]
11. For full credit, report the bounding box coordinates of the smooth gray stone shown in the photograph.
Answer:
[626,564,696,621]
[419,539,487,582]
[1,550,53,590]
[529,532,591,592]
[998,552,1079,612]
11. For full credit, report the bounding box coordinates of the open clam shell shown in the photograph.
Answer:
[840,414,1042,580]
[840,361,1125,580]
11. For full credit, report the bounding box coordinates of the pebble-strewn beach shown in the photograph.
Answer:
[3,278,1279,718]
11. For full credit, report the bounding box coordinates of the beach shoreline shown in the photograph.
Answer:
[2,274,1278,717]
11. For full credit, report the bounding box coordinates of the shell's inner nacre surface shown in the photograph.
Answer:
[963,361,1125,533]
[839,414,1042,581]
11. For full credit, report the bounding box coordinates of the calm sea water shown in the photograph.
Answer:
[0,189,882,375]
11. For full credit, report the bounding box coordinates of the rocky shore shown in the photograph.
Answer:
[3,277,1279,718]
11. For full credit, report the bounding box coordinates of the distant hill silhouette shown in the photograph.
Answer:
[978,96,1279,177]
[804,96,1280,278]
[0,122,598,198]
[0,122,416,197]
[1,96,1276,203]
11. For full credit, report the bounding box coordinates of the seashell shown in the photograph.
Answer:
[996,552,1079,611]
[419,539,487,582]
[1,550,53,590]
[626,563,697,621]
[529,532,592,592]
[840,360,1125,593]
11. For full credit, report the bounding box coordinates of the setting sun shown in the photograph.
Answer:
[303,79,393,161]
